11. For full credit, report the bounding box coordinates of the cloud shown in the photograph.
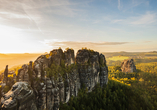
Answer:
[118,0,121,10]
[112,19,123,23]
[0,0,86,29]
[111,12,157,26]
[143,41,152,43]
[131,0,149,7]
[45,41,130,52]
[47,41,129,46]
[118,0,123,10]
[131,12,157,25]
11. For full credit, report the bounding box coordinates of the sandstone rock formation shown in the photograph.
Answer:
[3,65,8,85]
[0,48,108,110]
[0,82,36,110]
[64,49,75,66]
[121,59,137,73]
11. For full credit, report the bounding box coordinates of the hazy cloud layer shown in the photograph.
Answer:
[47,41,130,52]
[143,41,152,43]
[111,11,157,26]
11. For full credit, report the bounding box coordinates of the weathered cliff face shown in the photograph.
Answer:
[64,49,75,66]
[50,49,64,66]
[121,59,137,73]
[0,82,37,110]
[76,50,108,92]
[0,48,108,110]
[3,65,8,85]
[34,55,49,80]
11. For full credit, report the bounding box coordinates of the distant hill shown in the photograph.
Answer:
[102,51,157,58]
[102,51,157,66]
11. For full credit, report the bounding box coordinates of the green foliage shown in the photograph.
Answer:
[136,62,157,73]
[108,66,121,73]
[59,47,62,49]
[135,59,157,64]
[60,80,154,110]
[105,52,157,66]
[45,54,50,58]
[88,49,94,53]
[45,60,77,81]
[108,65,157,109]
[100,57,105,67]
[107,60,122,66]
[82,47,88,50]
[50,51,57,56]
[60,63,157,110]
[108,56,129,61]
[3,86,10,93]
[65,47,70,51]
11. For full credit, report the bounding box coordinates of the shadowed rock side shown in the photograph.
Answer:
[121,59,137,73]
[0,48,108,110]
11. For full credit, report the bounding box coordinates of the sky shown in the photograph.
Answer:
[0,0,157,53]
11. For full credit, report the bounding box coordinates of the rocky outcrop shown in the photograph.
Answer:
[50,49,64,66]
[64,49,75,66]
[0,82,36,110]
[76,50,108,92]
[34,55,49,80]
[0,48,108,110]
[121,59,137,73]
[3,65,8,85]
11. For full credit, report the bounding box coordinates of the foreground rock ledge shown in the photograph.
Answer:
[0,48,108,110]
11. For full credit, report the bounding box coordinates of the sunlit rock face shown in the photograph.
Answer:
[0,48,108,110]
[121,59,137,73]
